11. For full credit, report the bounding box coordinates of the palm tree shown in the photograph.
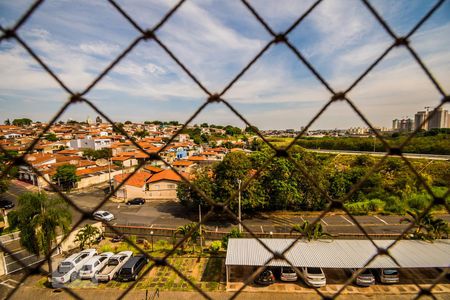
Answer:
[290,220,332,241]
[400,209,433,240]
[15,192,72,274]
[74,224,101,249]
[174,222,205,252]
[426,217,449,240]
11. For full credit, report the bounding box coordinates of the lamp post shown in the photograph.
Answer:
[150,231,154,252]
[237,179,242,233]
[269,231,273,238]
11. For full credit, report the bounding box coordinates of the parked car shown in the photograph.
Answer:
[93,210,114,222]
[280,266,298,282]
[79,252,113,280]
[51,249,97,287]
[349,268,375,287]
[111,235,124,243]
[254,269,275,286]
[116,254,148,281]
[95,251,133,282]
[126,198,145,205]
[0,199,14,209]
[379,268,400,284]
[301,267,326,287]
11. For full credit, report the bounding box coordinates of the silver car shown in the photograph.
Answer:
[93,210,114,222]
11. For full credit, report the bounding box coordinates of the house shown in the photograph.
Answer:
[113,169,186,201]
[172,160,196,173]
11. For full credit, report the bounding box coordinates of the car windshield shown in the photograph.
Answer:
[361,269,372,275]
[261,270,271,277]
[58,265,72,273]
[102,212,110,216]
[81,265,92,271]
[108,259,119,266]
[384,269,398,275]
[282,267,295,273]
[119,268,132,275]
[307,267,322,275]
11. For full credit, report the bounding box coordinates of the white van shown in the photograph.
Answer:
[79,252,113,280]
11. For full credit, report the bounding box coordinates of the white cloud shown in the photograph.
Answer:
[79,42,120,56]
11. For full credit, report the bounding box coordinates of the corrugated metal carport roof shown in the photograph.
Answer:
[225,239,450,268]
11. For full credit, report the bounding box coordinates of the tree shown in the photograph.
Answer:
[290,220,332,241]
[12,118,32,126]
[74,224,101,249]
[53,164,79,190]
[113,122,124,134]
[44,133,58,142]
[221,228,243,249]
[400,209,434,240]
[15,192,71,274]
[200,123,209,128]
[244,125,259,134]
[4,119,10,125]
[124,120,132,124]
[133,130,149,139]
[174,222,203,252]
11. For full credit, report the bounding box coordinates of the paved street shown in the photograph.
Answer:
[2,182,449,235]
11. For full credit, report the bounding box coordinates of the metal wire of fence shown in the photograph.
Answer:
[0,0,449,299]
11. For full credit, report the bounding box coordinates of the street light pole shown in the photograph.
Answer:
[108,157,112,193]
[237,179,242,233]
[150,231,154,252]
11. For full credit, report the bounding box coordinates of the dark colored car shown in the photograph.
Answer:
[111,235,124,243]
[126,198,145,205]
[254,269,275,286]
[116,254,148,281]
[0,199,14,209]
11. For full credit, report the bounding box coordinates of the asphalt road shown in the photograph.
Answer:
[307,149,450,161]
[2,182,449,235]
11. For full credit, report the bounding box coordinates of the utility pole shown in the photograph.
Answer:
[199,204,203,251]
[108,156,112,193]
[237,179,242,233]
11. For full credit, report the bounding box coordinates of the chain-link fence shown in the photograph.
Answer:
[0,0,449,299]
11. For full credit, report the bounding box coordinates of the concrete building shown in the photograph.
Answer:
[428,107,449,129]
[69,136,111,150]
[414,110,429,131]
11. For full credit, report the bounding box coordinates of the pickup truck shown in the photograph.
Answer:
[51,249,97,287]
[79,252,113,280]
[95,251,132,282]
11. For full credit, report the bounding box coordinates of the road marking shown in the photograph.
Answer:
[320,218,328,226]
[374,215,389,225]
[260,226,264,233]
[300,216,305,223]
[341,215,355,226]
[215,227,218,232]
[150,224,154,228]
[6,253,38,266]
[0,280,15,289]
[5,249,27,257]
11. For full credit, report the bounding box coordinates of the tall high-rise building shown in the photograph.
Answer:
[392,119,400,131]
[414,111,428,131]
[428,107,449,129]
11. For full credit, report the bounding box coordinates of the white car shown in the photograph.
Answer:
[79,252,113,280]
[301,267,326,287]
[280,266,298,282]
[351,268,375,287]
[51,249,97,287]
[95,251,133,282]
[93,210,114,222]
[379,268,400,284]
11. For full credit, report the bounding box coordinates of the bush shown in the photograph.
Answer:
[383,196,405,214]
[209,241,221,254]
[407,193,431,211]
[6,210,19,228]
[99,244,113,253]
[345,199,385,215]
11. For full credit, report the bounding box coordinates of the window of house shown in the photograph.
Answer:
[168,184,175,189]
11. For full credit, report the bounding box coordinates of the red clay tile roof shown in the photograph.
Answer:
[172,160,194,166]
[188,156,207,161]
[144,165,163,173]
[147,169,184,183]
[114,172,152,188]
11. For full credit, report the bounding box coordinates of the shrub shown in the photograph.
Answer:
[209,241,221,254]
[383,196,405,214]
[407,193,431,211]
[345,199,384,215]
[6,210,19,228]
[99,244,113,253]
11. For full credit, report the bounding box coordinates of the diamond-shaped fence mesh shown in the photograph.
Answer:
[0,0,449,299]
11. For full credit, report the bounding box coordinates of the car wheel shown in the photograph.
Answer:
[133,275,137,281]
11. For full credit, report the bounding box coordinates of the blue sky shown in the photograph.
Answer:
[0,0,449,130]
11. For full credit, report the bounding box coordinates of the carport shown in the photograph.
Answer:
[225,238,450,285]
